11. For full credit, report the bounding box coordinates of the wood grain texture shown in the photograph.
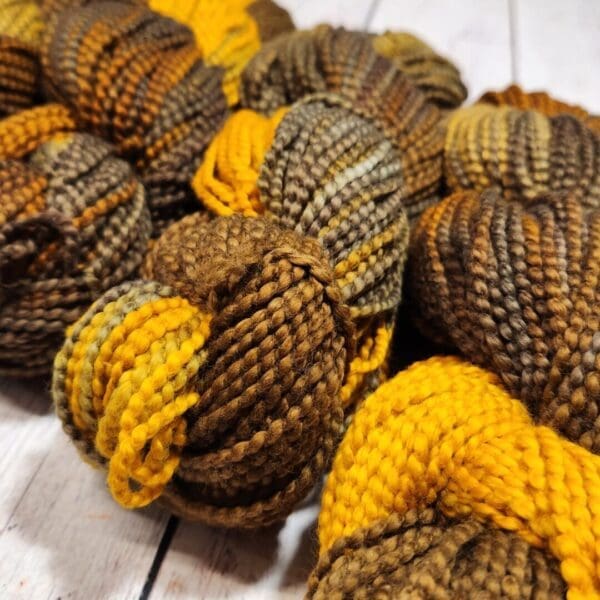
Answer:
[370,0,513,102]
[511,0,600,112]
[0,380,170,600]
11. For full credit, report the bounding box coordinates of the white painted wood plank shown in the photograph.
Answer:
[370,0,513,102]
[150,501,319,600]
[512,0,600,113]
[277,0,375,30]
[0,379,170,600]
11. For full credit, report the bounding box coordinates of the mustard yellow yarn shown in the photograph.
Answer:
[0,0,44,46]
[149,0,260,104]
[320,356,600,600]
[60,289,212,508]
[192,107,287,216]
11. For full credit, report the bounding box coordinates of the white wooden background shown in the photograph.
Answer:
[1,1,599,599]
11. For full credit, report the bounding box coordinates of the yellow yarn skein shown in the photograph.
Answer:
[0,0,44,46]
[320,356,600,600]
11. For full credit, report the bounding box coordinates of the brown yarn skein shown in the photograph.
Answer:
[408,188,600,451]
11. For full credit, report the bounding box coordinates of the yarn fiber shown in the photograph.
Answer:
[318,356,600,599]
[53,213,354,527]
[0,115,150,375]
[240,26,445,220]
[0,36,40,117]
[148,0,294,104]
[372,31,467,109]
[408,189,600,451]
[194,95,409,405]
[308,509,565,599]
[445,100,600,209]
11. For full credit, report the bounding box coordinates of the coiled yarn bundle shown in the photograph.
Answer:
[409,189,600,451]
[148,0,294,104]
[240,26,446,220]
[445,91,600,209]
[315,356,600,599]
[372,31,467,109]
[0,36,40,117]
[53,214,355,527]
[0,106,150,376]
[194,94,409,404]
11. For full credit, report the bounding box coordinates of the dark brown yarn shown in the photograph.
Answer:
[408,188,600,451]
[240,26,444,220]
[0,36,40,116]
[0,133,150,376]
[247,0,295,43]
[40,0,229,232]
[307,509,566,599]
[142,213,354,526]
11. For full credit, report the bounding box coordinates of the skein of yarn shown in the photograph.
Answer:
[53,214,355,527]
[239,26,447,220]
[408,189,600,451]
[0,36,40,116]
[0,106,151,376]
[308,509,565,599]
[372,31,467,109]
[444,94,600,208]
[315,356,600,599]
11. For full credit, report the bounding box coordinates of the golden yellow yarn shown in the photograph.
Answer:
[63,293,212,508]
[0,0,44,46]
[192,107,287,216]
[149,0,260,104]
[319,356,600,600]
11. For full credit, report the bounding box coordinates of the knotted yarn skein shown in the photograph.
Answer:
[445,96,600,209]
[193,94,410,406]
[372,31,467,109]
[316,356,600,599]
[0,105,151,376]
[148,0,294,105]
[239,26,445,220]
[41,0,229,233]
[480,84,600,133]
[308,509,565,599]
[408,189,600,451]
[53,213,355,527]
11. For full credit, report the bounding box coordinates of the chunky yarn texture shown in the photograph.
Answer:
[445,98,600,209]
[148,0,293,104]
[372,31,467,109]
[53,214,355,527]
[240,26,446,220]
[308,508,565,599]
[409,189,600,451]
[0,106,150,375]
[318,356,600,599]
[194,95,409,405]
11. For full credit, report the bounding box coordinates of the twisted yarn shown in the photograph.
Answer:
[0,106,150,375]
[0,37,40,116]
[318,356,600,599]
[372,31,467,109]
[408,189,600,451]
[53,213,354,527]
[481,85,600,133]
[445,99,600,209]
[240,26,445,220]
[308,508,565,599]
[148,0,294,104]
[194,95,409,405]
[0,0,44,47]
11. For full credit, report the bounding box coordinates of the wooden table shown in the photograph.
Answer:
[1,1,599,598]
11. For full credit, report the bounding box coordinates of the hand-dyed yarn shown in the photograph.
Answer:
[317,356,600,599]
[0,0,44,47]
[0,109,150,376]
[194,94,409,405]
[0,36,40,117]
[53,213,355,527]
[481,84,600,133]
[372,31,467,109]
[148,0,294,104]
[409,189,600,451]
[308,509,565,599]
[41,0,229,232]
[240,26,445,220]
[445,99,600,210]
